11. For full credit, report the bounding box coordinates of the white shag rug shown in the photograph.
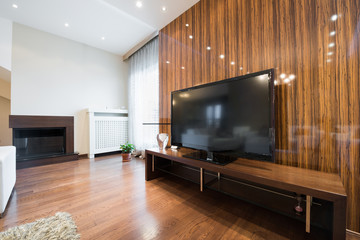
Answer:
[0,212,80,240]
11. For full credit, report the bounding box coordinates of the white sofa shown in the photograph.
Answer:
[0,146,16,217]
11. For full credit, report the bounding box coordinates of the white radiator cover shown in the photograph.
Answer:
[88,109,128,158]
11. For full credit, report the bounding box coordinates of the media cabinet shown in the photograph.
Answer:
[145,148,347,240]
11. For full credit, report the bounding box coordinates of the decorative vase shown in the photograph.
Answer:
[157,133,169,150]
[122,153,131,161]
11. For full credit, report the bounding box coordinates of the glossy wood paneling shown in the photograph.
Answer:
[159,0,360,232]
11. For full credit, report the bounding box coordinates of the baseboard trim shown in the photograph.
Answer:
[78,154,88,159]
[16,153,79,169]
[347,229,360,239]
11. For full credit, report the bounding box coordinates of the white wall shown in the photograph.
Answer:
[11,23,128,154]
[0,17,12,71]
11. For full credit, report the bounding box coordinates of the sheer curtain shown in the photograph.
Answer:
[128,37,159,151]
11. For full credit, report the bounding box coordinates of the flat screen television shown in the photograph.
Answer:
[171,69,275,165]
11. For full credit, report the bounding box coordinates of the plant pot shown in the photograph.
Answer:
[122,153,131,162]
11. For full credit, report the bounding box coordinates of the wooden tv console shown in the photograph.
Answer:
[145,148,347,240]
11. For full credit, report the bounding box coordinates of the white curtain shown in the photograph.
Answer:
[128,37,159,151]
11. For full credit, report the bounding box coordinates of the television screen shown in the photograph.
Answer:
[171,69,274,164]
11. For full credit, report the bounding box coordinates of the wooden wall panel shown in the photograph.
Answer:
[159,0,360,232]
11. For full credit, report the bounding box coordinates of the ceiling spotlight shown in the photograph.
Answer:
[284,78,290,83]
[181,66,185,70]
[240,67,243,70]
[64,23,69,27]
[12,4,18,8]
[328,52,333,56]
[166,61,170,64]
[274,80,278,85]
[331,14,338,21]
[206,46,211,50]
[231,61,235,65]
[101,37,105,40]
[280,73,286,79]
[189,35,193,39]
[185,24,189,27]
[219,54,225,59]
[161,6,167,12]
[329,42,335,47]
[330,31,336,36]
[326,59,332,63]
[136,1,142,8]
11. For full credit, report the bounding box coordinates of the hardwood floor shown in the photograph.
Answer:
[0,154,346,239]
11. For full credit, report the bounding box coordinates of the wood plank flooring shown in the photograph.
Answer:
[0,154,347,239]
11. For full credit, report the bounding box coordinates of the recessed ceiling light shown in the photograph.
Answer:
[136,1,142,8]
[161,6,167,12]
[289,74,295,80]
[280,73,286,79]
[284,78,290,83]
[206,46,211,50]
[274,80,278,85]
[328,52,333,56]
[166,61,170,64]
[185,24,189,27]
[330,31,336,36]
[219,54,225,59]
[326,59,332,63]
[231,61,235,65]
[331,14,338,21]
[189,35,193,39]
[240,67,243,70]
[64,23,69,27]
[101,37,105,40]
[12,4,18,8]
[181,66,185,70]
[329,42,335,47]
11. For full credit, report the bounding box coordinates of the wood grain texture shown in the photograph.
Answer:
[159,0,360,232]
[0,155,337,239]
[146,148,346,201]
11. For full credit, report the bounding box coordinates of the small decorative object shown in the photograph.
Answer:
[157,133,169,150]
[120,142,135,162]
[294,194,304,215]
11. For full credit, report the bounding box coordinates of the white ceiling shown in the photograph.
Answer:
[0,0,199,56]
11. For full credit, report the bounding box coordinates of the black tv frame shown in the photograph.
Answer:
[170,69,275,164]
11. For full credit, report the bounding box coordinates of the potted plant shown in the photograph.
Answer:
[120,142,135,162]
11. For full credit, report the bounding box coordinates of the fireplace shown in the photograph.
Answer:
[9,115,78,168]
[14,128,66,160]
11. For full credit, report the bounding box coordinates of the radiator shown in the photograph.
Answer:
[88,109,128,158]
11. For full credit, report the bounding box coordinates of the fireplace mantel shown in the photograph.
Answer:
[9,115,78,168]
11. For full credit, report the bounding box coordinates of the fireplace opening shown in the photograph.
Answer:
[13,128,66,161]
